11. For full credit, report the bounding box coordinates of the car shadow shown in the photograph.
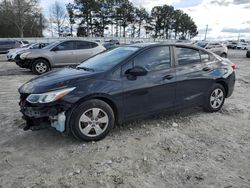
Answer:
[2,107,204,149]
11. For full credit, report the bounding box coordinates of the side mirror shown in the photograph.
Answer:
[125,66,148,77]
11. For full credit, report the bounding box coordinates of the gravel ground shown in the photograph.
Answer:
[0,50,249,188]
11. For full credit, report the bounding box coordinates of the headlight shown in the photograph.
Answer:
[26,87,76,104]
[20,52,31,60]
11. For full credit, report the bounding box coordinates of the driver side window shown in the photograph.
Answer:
[56,41,74,51]
[133,46,171,71]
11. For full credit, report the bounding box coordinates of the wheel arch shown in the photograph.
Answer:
[65,93,120,135]
[220,52,227,57]
[215,79,228,97]
[31,57,51,69]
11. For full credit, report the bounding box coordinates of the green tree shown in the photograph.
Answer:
[66,3,75,36]
[135,7,149,38]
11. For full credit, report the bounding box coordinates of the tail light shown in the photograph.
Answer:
[231,63,236,70]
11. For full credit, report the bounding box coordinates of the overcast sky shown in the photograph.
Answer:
[40,0,250,40]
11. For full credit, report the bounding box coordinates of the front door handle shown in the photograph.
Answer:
[163,75,174,80]
[202,67,211,71]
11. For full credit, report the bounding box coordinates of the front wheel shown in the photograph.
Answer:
[31,59,50,75]
[69,99,115,141]
[204,84,226,112]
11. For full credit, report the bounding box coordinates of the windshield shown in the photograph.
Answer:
[77,46,139,71]
[43,41,61,49]
[22,43,33,48]
[195,42,208,48]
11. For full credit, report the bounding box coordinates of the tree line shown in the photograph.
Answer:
[66,0,198,39]
[0,0,198,40]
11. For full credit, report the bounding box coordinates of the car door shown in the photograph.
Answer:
[51,41,77,65]
[122,46,176,119]
[174,46,213,107]
[75,41,96,63]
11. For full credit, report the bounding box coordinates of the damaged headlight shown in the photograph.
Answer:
[20,52,31,60]
[26,87,76,104]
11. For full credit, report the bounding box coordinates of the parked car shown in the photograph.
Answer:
[236,42,249,50]
[18,43,236,141]
[103,39,120,50]
[195,41,228,57]
[227,42,237,49]
[19,40,29,47]
[0,40,21,54]
[246,50,250,58]
[7,42,49,61]
[105,39,120,45]
[16,40,106,74]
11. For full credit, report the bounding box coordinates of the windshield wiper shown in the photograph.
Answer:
[76,66,95,72]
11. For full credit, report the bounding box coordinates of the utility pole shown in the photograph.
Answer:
[204,24,208,41]
[238,33,240,42]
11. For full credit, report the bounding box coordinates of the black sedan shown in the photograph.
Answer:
[18,43,236,141]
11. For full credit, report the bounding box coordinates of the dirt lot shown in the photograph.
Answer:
[0,50,249,188]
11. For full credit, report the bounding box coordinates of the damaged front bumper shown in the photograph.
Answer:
[19,94,70,132]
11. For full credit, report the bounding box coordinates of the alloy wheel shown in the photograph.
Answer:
[79,108,109,137]
[210,88,224,109]
[35,62,48,73]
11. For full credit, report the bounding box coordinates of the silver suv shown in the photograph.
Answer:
[195,41,228,58]
[17,40,106,74]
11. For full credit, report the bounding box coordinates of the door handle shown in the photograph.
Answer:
[202,67,211,71]
[163,75,174,80]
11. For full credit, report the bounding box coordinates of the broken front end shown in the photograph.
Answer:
[19,88,75,132]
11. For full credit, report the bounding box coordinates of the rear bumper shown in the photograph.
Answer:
[225,71,235,98]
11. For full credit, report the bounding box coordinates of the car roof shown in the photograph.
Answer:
[128,42,203,50]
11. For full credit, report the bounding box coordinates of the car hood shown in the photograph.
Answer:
[19,68,104,94]
[25,49,50,57]
[8,48,25,54]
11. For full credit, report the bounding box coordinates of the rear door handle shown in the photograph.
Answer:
[163,75,174,80]
[202,67,211,71]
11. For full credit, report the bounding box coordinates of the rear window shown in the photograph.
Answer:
[76,41,98,49]
[176,47,201,65]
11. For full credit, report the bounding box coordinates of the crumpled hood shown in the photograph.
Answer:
[19,68,103,94]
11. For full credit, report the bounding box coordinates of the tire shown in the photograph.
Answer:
[203,83,226,113]
[69,99,115,141]
[31,59,50,75]
[220,53,227,58]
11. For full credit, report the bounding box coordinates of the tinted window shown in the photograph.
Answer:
[76,41,98,49]
[43,41,61,49]
[134,46,171,71]
[56,41,74,51]
[30,44,40,49]
[176,47,201,65]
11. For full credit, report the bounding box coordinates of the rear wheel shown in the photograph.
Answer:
[69,99,115,141]
[204,83,225,112]
[220,53,227,58]
[31,59,50,75]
